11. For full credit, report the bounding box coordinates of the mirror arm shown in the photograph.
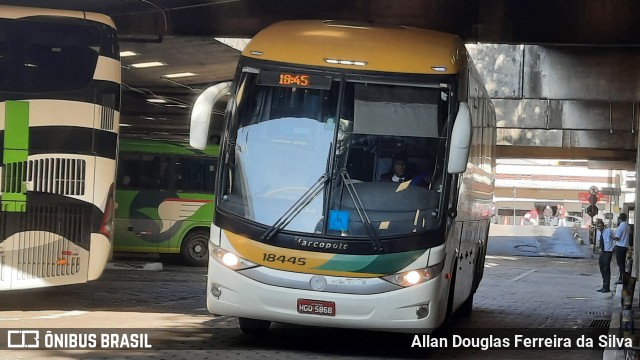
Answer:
[190,81,231,150]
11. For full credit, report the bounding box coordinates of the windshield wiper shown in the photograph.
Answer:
[261,174,329,242]
[339,170,383,252]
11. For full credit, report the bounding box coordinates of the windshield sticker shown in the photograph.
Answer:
[328,210,350,231]
[395,181,410,192]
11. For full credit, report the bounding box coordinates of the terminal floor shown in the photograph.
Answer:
[0,227,612,359]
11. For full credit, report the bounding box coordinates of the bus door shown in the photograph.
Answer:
[168,156,216,253]
[114,154,170,253]
[452,221,478,310]
[114,192,160,253]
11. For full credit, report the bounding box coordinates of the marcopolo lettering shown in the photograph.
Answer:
[296,238,348,250]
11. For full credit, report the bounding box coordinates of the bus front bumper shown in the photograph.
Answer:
[206,260,447,332]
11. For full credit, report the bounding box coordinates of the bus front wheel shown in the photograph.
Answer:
[239,317,271,334]
[180,230,209,267]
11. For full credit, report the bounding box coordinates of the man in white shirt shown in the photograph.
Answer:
[612,213,631,285]
[596,220,614,293]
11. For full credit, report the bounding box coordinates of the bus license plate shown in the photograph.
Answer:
[297,298,335,316]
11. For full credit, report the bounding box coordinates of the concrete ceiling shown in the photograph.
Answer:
[4,0,640,142]
[9,0,640,44]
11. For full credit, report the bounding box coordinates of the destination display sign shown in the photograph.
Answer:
[258,70,332,90]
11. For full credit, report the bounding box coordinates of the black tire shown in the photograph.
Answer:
[238,317,271,334]
[180,229,209,267]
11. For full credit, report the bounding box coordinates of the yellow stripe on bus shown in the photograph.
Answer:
[224,231,380,278]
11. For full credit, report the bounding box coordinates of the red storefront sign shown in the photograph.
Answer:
[577,191,608,203]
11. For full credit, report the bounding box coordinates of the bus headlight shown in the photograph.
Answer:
[209,243,257,270]
[382,261,444,287]
[222,252,238,267]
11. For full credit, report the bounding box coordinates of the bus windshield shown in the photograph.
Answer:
[0,18,102,93]
[219,68,450,238]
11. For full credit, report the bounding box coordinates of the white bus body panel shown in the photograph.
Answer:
[207,259,447,332]
[0,231,90,290]
[206,226,452,332]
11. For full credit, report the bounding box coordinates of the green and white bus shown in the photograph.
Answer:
[191,20,496,333]
[114,138,218,266]
[0,5,120,290]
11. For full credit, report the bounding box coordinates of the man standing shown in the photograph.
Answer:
[612,213,631,285]
[596,220,614,293]
[557,205,567,227]
[528,208,539,225]
[543,205,553,226]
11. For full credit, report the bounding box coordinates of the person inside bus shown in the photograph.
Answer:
[379,151,432,187]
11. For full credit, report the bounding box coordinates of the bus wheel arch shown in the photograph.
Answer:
[180,228,210,267]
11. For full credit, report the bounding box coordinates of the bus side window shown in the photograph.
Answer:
[138,155,170,190]
[203,159,217,192]
[118,154,141,189]
[157,157,171,190]
[175,157,216,193]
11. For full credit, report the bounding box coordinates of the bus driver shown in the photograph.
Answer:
[379,151,433,187]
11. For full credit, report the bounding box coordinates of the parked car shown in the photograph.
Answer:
[549,215,585,228]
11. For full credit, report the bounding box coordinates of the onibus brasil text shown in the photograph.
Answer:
[7,330,152,349]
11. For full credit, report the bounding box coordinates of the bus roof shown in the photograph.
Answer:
[0,5,116,29]
[119,138,219,157]
[243,20,467,75]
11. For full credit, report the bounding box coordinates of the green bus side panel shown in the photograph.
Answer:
[167,202,214,253]
[113,189,214,253]
[2,101,29,212]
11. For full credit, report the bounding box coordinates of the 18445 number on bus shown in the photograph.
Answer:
[262,253,306,265]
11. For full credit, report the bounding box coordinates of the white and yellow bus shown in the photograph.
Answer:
[190,20,495,333]
[0,5,120,290]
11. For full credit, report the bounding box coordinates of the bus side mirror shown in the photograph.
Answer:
[447,102,472,174]
[190,81,231,150]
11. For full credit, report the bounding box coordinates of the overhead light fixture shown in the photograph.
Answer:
[162,72,198,79]
[431,66,447,72]
[119,123,132,127]
[131,61,166,69]
[120,51,139,57]
[146,98,167,103]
